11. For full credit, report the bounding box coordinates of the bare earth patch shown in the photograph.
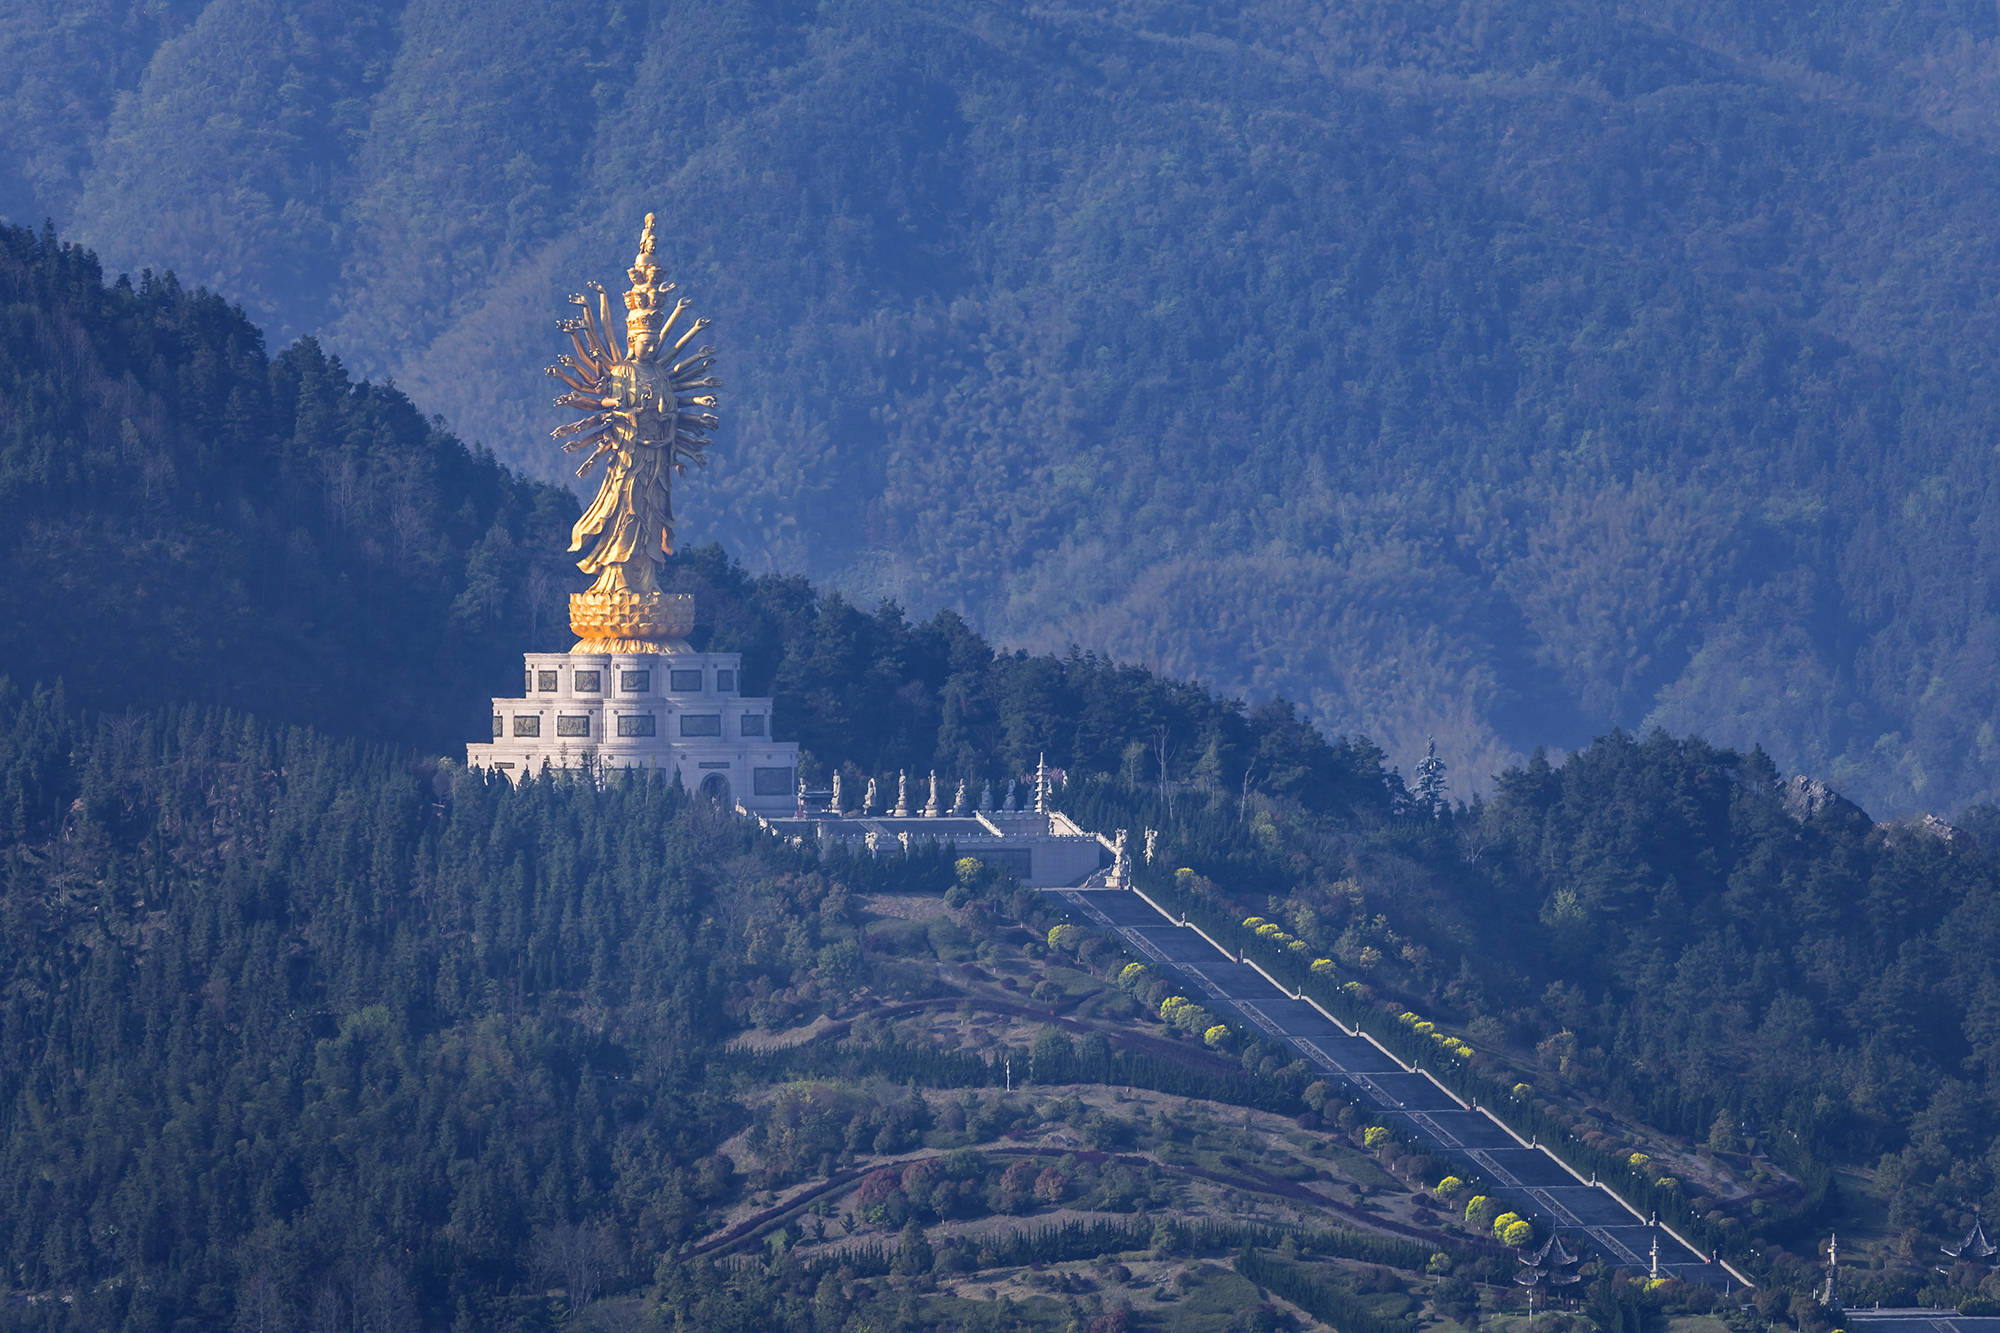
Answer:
[859,893,957,922]
[726,1013,838,1052]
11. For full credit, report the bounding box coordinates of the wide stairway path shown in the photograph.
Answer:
[1058,885,1742,1287]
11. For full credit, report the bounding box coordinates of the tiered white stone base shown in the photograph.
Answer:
[466,649,800,814]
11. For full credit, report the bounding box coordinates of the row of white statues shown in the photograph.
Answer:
[813,756,1056,818]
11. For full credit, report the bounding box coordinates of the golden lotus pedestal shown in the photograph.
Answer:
[568,589,695,654]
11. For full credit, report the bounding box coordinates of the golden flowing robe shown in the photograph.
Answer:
[569,364,676,597]
[545,214,718,643]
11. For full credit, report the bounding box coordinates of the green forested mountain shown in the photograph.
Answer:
[12,221,2000,1324]
[0,221,1403,810]
[1420,737,2000,1245]
[0,687,868,1328]
[8,0,2000,814]
[0,226,579,750]
[1107,727,2000,1300]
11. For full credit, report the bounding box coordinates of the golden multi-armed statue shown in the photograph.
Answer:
[546,214,719,652]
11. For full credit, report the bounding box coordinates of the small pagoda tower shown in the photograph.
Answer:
[1516,1231,1584,1294]
[1944,1211,1998,1265]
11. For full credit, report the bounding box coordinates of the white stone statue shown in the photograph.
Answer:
[923,769,940,817]
[895,769,909,817]
[1003,779,1017,812]
[831,771,843,813]
[980,779,993,810]
[864,776,878,813]
[953,778,968,815]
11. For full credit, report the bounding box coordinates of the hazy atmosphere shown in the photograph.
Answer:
[9,3,2000,1331]
[14,0,2000,812]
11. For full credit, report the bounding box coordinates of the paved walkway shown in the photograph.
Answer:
[1845,1312,2000,1333]
[1058,884,1745,1288]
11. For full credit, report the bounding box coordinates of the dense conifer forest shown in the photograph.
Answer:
[9,1,2000,812]
[0,225,577,749]
[11,223,2000,1327]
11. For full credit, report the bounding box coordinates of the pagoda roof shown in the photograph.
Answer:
[1945,1216,1998,1260]
[1521,1232,1581,1269]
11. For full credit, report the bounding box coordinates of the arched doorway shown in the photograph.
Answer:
[697,772,731,806]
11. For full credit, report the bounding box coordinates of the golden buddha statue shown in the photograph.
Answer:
[546,214,718,652]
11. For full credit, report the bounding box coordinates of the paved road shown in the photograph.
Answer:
[1058,885,1743,1287]
[1845,1313,2000,1333]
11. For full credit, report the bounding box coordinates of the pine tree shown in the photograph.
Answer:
[1413,738,1448,817]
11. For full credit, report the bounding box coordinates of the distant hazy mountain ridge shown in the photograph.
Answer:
[9,0,2000,814]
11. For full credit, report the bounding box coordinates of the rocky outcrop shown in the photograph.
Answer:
[1912,812,1969,845]
[1874,810,1973,849]
[1779,775,1868,828]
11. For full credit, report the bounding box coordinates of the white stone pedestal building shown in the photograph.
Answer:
[466,647,799,815]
